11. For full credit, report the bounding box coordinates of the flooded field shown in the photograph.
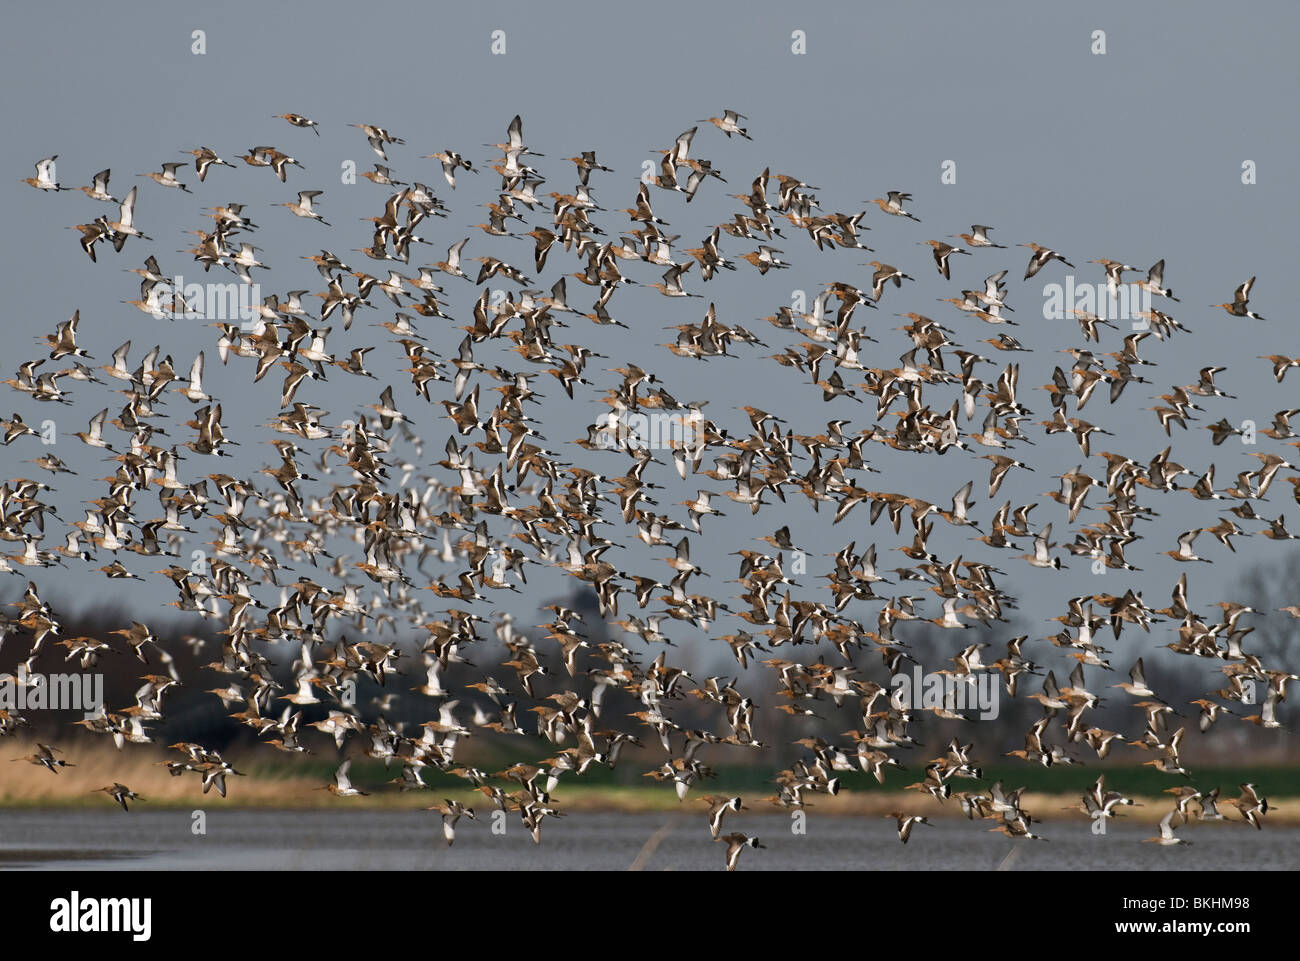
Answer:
[0,810,1291,871]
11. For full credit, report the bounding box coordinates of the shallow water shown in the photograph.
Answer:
[0,810,1293,870]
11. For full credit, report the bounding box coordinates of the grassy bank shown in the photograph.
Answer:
[4,739,1299,822]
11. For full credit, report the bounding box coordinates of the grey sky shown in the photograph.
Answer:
[3,0,1299,686]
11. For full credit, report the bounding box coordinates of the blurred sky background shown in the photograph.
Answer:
[2,0,1300,681]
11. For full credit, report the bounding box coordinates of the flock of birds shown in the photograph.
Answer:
[5,109,1296,869]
